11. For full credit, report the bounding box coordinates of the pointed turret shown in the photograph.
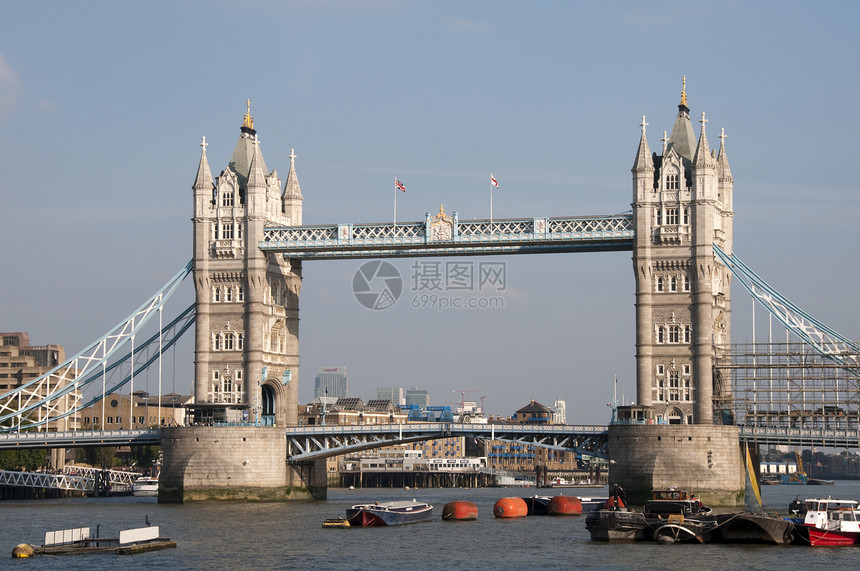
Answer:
[666,76,697,162]
[716,127,733,182]
[247,137,267,190]
[693,111,715,168]
[632,115,655,172]
[193,136,215,192]
[282,149,303,225]
[283,149,303,200]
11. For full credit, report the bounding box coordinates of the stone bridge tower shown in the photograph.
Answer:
[630,80,734,426]
[610,82,742,507]
[191,102,302,427]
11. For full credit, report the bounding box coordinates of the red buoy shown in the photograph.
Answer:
[494,497,528,518]
[548,495,582,516]
[442,501,478,521]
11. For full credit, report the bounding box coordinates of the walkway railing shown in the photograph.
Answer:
[261,214,634,259]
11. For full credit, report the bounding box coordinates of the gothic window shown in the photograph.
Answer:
[237,333,244,350]
[657,364,665,375]
[669,325,680,343]
[212,222,218,240]
[237,223,244,240]
[670,276,678,292]
[683,364,691,375]
[226,287,233,302]
[238,287,245,302]
[656,276,664,292]
[669,371,680,401]
[683,207,690,225]
[213,287,221,302]
[224,334,234,351]
[213,333,222,351]
[683,275,691,292]
[684,325,692,344]
[657,326,665,343]
[666,174,679,190]
[222,190,234,207]
[666,208,679,225]
[221,222,234,240]
[684,379,692,401]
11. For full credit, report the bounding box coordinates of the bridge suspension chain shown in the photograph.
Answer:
[714,244,860,369]
[0,261,193,432]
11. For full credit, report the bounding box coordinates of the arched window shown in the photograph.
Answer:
[683,275,691,291]
[237,333,244,350]
[669,325,680,343]
[656,276,664,292]
[213,287,221,302]
[222,190,234,207]
[657,326,665,344]
[684,325,692,344]
[666,174,679,190]
[213,333,221,351]
[670,276,678,292]
[226,287,233,302]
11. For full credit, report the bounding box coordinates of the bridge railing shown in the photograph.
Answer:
[261,214,634,255]
[283,422,608,436]
[0,428,161,449]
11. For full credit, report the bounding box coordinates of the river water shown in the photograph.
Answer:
[4,482,860,570]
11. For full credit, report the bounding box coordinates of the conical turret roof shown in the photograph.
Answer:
[227,100,269,189]
[193,136,214,190]
[283,148,303,200]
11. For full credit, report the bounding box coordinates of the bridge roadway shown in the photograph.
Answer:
[2,424,858,456]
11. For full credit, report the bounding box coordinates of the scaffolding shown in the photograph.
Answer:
[716,342,860,430]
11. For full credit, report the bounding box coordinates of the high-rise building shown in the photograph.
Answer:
[405,387,429,408]
[314,367,348,399]
[376,386,404,406]
[553,399,567,424]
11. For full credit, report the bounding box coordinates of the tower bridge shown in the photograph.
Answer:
[3,85,859,504]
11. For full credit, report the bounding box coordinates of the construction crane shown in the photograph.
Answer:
[452,390,478,412]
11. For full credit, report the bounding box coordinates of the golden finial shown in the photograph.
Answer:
[680,76,687,107]
[243,99,254,129]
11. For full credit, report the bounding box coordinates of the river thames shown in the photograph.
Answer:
[4,482,860,570]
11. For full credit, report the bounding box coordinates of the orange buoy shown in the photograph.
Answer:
[442,501,478,521]
[494,497,528,518]
[548,495,582,516]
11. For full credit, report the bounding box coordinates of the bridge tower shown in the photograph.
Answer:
[630,79,734,425]
[612,81,743,506]
[191,102,302,427]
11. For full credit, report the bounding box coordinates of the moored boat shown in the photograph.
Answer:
[585,508,650,542]
[643,487,712,517]
[711,513,796,545]
[132,476,159,497]
[522,495,552,515]
[801,498,860,546]
[13,524,176,557]
[345,500,433,526]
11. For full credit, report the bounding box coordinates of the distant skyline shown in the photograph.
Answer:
[2,2,859,423]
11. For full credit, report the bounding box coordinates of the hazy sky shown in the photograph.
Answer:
[2,1,858,423]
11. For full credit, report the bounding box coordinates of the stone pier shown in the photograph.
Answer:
[159,426,326,502]
[608,424,745,506]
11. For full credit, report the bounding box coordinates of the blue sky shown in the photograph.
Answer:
[2,1,858,423]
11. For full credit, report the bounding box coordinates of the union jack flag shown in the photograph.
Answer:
[395,178,406,192]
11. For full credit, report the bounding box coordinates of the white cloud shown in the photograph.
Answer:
[0,53,23,119]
